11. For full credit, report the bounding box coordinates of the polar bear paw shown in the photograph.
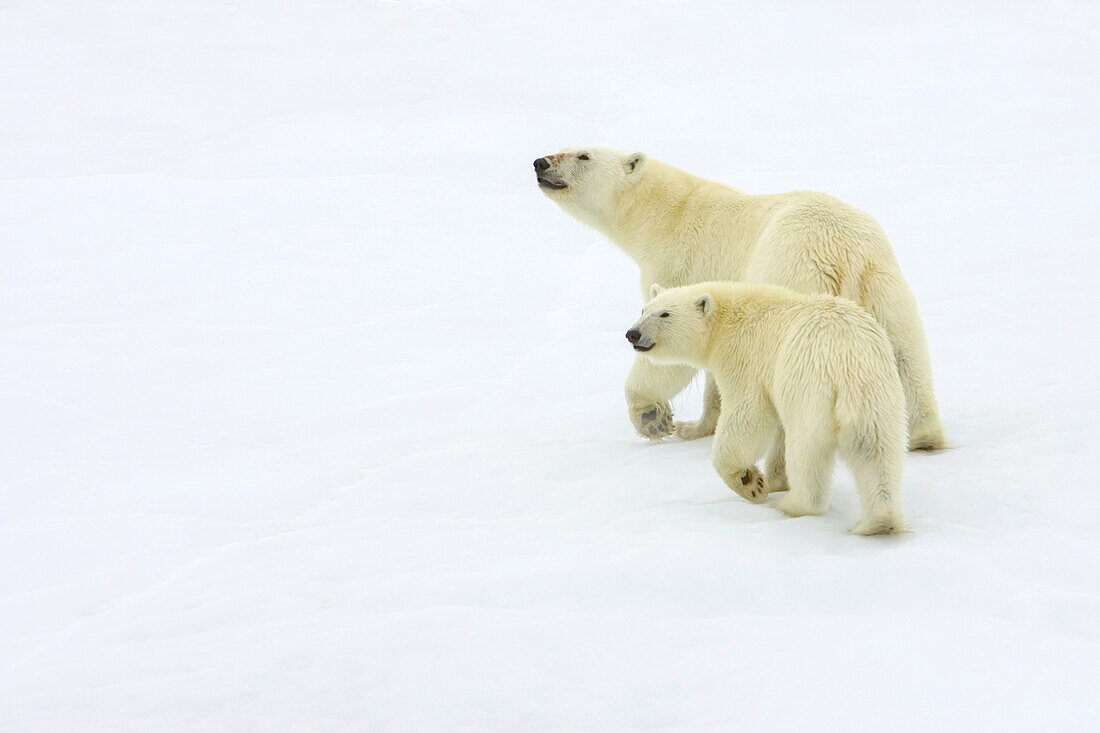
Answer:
[733,467,768,504]
[908,418,947,452]
[849,516,908,536]
[774,493,826,517]
[674,419,716,441]
[632,403,675,442]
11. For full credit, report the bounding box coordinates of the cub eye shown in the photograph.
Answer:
[660,311,670,318]
[577,153,589,160]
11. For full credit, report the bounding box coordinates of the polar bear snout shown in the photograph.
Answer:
[625,328,654,352]
[534,156,567,190]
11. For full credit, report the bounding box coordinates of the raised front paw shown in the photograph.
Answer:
[732,467,768,504]
[631,403,675,442]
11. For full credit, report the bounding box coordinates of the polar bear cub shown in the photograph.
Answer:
[627,281,908,535]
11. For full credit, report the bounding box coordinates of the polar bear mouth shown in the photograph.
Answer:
[633,343,654,352]
[537,176,567,190]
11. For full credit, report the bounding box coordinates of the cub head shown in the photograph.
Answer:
[532,147,648,229]
[625,284,715,366]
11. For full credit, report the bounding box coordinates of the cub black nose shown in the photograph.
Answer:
[534,157,550,172]
[625,329,641,344]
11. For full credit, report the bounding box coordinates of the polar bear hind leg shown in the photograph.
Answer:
[674,371,721,440]
[859,274,947,451]
[751,214,947,453]
[773,427,835,517]
[839,428,908,535]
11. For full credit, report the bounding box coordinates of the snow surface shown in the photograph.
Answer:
[2,1,1099,730]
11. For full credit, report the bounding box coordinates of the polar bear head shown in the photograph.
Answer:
[625,283,715,366]
[533,147,648,230]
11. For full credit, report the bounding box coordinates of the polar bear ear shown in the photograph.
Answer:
[624,152,647,177]
[695,293,714,316]
[648,283,664,300]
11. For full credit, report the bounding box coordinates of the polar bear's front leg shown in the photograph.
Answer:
[724,465,768,503]
[625,357,696,441]
[711,401,777,503]
[674,372,721,441]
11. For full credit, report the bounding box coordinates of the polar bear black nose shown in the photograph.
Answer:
[625,329,641,344]
[534,157,550,172]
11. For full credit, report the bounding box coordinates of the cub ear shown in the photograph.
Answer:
[624,152,647,177]
[695,293,714,316]
[648,283,664,300]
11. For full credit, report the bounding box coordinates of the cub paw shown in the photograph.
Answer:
[849,516,907,536]
[774,493,825,517]
[732,467,768,504]
[632,403,675,442]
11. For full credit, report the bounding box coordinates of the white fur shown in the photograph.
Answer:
[538,147,945,450]
[630,282,908,535]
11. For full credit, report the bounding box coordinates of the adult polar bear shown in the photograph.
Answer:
[534,147,945,451]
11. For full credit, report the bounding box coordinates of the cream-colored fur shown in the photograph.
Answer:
[628,282,908,535]
[536,147,945,451]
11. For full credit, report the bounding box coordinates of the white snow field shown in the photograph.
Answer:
[2,1,1099,730]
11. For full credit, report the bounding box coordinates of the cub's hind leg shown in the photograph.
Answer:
[773,428,836,518]
[840,429,908,535]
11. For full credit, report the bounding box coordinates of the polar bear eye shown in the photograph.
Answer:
[660,311,670,318]
[577,153,589,160]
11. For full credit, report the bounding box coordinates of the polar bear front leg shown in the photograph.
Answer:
[674,372,721,440]
[625,357,696,441]
[711,402,776,503]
